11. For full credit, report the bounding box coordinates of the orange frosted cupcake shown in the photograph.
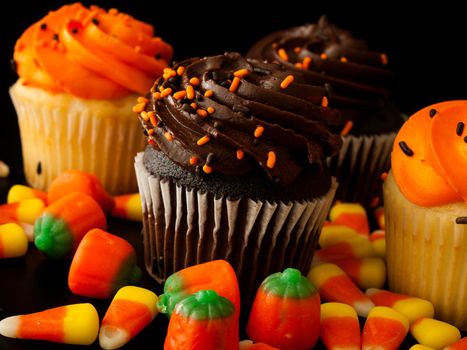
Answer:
[384,101,467,330]
[10,3,172,193]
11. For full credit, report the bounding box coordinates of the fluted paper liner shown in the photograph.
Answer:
[9,81,145,194]
[135,153,337,302]
[384,172,467,330]
[328,133,395,207]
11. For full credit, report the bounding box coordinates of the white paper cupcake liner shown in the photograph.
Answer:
[9,81,145,194]
[328,132,395,207]
[135,152,337,300]
[384,172,467,330]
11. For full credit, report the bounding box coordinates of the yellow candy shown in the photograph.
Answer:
[410,318,461,350]
[370,230,386,259]
[319,222,359,248]
[111,194,142,222]
[0,223,28,258]
[410,345,436,350]
[7,185,47,204]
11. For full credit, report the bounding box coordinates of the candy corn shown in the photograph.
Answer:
[320,302,360,350]
[34,192,107,259]
[247,268,321,350]
[68,229,141,299]
[410,345,436,350]
[374,206,385,230]
[308,263,374,317]
[48,170,115,213]
[319,221,359,248]
[99,286,158,350]
[370,230,386,259]
[313,236,375,265]
[239,340,280,350]
[7,184,48,204]
[165,290,238,350]
[0,215,34,242]
[410,318,461,350]
[329,202,370,235]
[332,257,386,289]
[0,223,28,258]
[110,194,142,221]
[362,306,409,350]
[366,288,434,324]
[0,303,99,345]
[443,337,467,350]
[0,198,45,224]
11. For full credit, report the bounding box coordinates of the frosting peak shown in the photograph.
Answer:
[137,52,342,186]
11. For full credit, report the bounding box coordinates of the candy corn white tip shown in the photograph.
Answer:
[0,315,20,338]
[99,326,130,350]
[239,340,254,350]
[354,300,375,317]
[362,345,386,350]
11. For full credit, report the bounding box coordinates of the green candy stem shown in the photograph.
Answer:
[174,290,234,320]
[261,267,318,299]
[34,214,73,259]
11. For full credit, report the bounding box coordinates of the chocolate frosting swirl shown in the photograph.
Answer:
[247,16,401,134]
[138,52,342,186]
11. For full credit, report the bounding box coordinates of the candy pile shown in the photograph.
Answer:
[0,173,465,349]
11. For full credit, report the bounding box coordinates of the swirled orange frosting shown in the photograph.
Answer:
[392,101,467,206]
[13,3,172,99]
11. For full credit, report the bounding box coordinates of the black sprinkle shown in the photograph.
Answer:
[167,76,179,85]
[429,109,437,118]
[40,23,47,31]
[399,141,414,156]
[10,59,17,73]
[233,104,250,114]
[182,104,195,113]
[213,121,225,131]
[196,95,204,102]
[91,18,99,26]
[53,33,59,41]
[220,81,230,88]
[457,122,465,136]
[206,153,215,165]
[456,217,467,224]
[143,129,148,136]
[155,53,161,60]
[36,162,42,175]
[464,136,467,143]
[253,66,271,75]
[195,165,202,174]
[71,28,78,34]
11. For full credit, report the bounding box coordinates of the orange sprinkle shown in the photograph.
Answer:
[153,92,162,100]
[190,102,198,109]
[380,172,388,181]
[189,157,199,165]
[173,91,187,100]
[340,57,348,63]
[186,85,195,99]
[277,48,289,61]
[340,120,354,136]
[266,151,276,169]
[140,111,149,121]
[295,63,303,69]
[303,56,312,70]
[197,109,208,118]
[189,77,200,86]
[370,196,380,208]
[164,132,174,141]
[202,164,213,174]
[321,96,329,107]
[272,42,278,49]
[381,53,388,65]
[161,88,173,98]
[320,53,328,60]
[229,77,241,93]
[280,75,294,89]
[234,69,250,77]
[148,137,156,146]
[197,135,210,146]
[204,90,214,97]
[132,103,145,113]
[137,96,148,103]
[148,111,158,127]
[207,107,215,114]
[159,86,164,92]
[108,8,118,15]
[294,47,302,53]
[148,129,155,135]
[177,66,185,76]
[254,125,264,138]
[163,69,176,80]
[236,150,244,160]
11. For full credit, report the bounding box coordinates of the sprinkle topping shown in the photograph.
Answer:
[204,90,214,97]
[189,77,200,86]
[234,69,250,78]
[153,92,162,100]
[254,126,264,138]
[229,77,241,93]
[148,111,158,127]
[197,109,208,118]
[399,141,414,156]
[236,150,244,160]
[266,151,276,169]
[173,91,187,100]
[207,107,215,114]
[186,85,195,99]
[164,132,174,141]
[340,120,354,136]
[177,66,185,76]
[429,109,437,118]
[302,56,312,70]
[456,216,467,224]
[161,87,172,98]
[340,57,348,63]
[189,157,199,165]
[380,53,388,65]
[456,122,464,136]
[280,75,294,89]
[202,164,213,174]
[197,135,210,146]
[320,53,327,60]
[321,96,329,107]
[278,48,289,61]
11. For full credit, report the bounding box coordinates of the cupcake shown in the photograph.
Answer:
[10,3,172,194]
[384,101,467,330]
[247,16,403,207]
[134,52,342,301]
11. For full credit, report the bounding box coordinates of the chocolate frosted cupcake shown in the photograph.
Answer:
[134,52,341,301]
[247,16,404,207]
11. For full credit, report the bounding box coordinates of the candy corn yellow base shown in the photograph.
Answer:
[10,81,145,194]
[384,172,467,330]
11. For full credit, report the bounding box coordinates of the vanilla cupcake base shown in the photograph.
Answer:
[10,81,145,194]
[384,172,467,330]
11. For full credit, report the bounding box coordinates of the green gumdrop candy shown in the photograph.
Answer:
[174,290,235,320]
[34,213,73,259]
[261,267,318,299]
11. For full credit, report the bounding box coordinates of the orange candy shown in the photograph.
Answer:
[320,302,360,350]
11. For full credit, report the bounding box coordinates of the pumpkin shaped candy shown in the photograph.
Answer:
[247,268,321,350]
